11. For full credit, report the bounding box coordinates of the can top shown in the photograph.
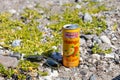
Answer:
[63,24,79,29]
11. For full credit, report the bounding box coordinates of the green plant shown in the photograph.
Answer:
[0,64,14,78]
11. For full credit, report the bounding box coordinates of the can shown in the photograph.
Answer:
[62,24,80,67]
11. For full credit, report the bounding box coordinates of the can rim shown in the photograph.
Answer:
[63,24,79,29]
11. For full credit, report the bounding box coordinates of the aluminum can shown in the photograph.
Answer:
[63,24,80,67]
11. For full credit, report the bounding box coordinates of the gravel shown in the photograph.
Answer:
[0,0,120,80]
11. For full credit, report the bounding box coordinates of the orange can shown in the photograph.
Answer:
[62,24,80,67]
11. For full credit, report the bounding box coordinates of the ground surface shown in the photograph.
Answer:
[0,0,120,80]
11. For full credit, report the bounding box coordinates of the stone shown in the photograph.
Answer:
[51,52,62,62]
[92,36,102,44]
[12,40,21,47]
[100,35,111,44]
[90,74,97,80]
[92,54,100,60]
[80,38,86,46]
[105,53,115,58]
[26,55,43,62]
[0,55,18,68]
[75,4,81,9]
[10,52,21,60]
[84,13,92,22]
[80,70,87,76]
[8,9,16,14]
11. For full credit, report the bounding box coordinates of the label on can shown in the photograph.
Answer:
[63,24,80,67]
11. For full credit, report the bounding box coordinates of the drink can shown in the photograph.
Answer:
[62,24,80,67]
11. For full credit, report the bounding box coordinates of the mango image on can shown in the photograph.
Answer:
[62,24,80,67]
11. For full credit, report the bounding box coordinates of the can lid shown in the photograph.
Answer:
[63,24,79,29]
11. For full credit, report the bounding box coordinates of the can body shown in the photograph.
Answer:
[63,24,80,67]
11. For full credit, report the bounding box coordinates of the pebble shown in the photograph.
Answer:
[12,40,21,47]
[10,52,21,60]
[92,36,102,44]
[75,4,81,9]
[8,9,17,14]
[84,13,92,22]
[80,38,86,46]
[51,52,62,62]
[105,53,115,59]
[90,74,97,80]
[100,35,111,44]
[80,70,87,76]
[0,55,18,68]
[92,54,100,60]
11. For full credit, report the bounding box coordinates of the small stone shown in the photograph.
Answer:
[26,55,43,62]
[0,55,18,68]
[112,37,117,41]
[84,13,92,22]
[50,70,58,77]
[12,40,21,47]
[100,35,111,44]
[90,74,97,80]
[51,52,62,62]
[80,38,86,46]
[75,4,81,9]
[80,70,87,76]
[0,50,4,55]
[8,9,16,14]
[115,49,120,54]
[52,46,57,50]
[92,36,102,44]
[92,54,100,60]
[105,53,115,58]
[10,52,21,60]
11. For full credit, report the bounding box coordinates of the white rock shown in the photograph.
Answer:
[75,4,81,9]
[105,53,115,58]
[52,46,57,50]
[100,35,111,44]
[50,70,58,77]
[112,37,117,41]
[8,9,16,14]
[12,40,21,47]
[84,13,92,22]
[92,54,100,60]
[80,38,86,45]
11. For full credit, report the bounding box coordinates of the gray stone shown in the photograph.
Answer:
[90,74,97,80]
[12,40,21,47]
[10,52,21,60]
[0,55,18,68]
[84,13,92,22]
[100,35,111,44]
[80,38,86,46]
[80,70,87,76]
[92,36,102,44]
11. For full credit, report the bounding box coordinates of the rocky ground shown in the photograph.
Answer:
[0,0,120,80]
